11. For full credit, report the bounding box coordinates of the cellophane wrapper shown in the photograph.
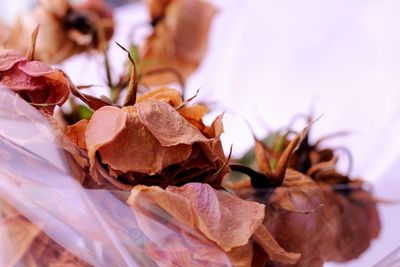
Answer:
[0,86,389,267]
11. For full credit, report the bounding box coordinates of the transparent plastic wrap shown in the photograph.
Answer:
[0,86,396,267]
[0,87,233,267]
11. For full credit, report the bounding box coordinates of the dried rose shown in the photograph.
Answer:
[65,88,228,189]
[262,170,338,267]
[229,126,380,266]
[227,129,339,266]
[312,177,381,263]
[255,127,381,262]
[6,0,114,63]
[128,182,300,266]
[141,0,217,85]
[0,49,70,114]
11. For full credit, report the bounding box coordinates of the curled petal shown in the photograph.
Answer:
[87,105,192,174]
[85,106,127,168]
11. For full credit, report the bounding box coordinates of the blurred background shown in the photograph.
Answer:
[1,0,400,266]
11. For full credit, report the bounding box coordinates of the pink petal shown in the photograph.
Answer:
[18,61,55,77]
[0,49,26,71]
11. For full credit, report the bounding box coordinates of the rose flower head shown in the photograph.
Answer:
[0,49,69,114]
[141,0,217,85]
[258,122,381,263]
[5,0,114,63]
[227,122,380,266]
[65,87,229,190]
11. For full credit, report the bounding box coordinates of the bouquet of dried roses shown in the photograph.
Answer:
[0,0,381,266]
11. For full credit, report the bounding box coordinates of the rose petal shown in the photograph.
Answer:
[128,185,231,266]
[0,66,47,91]
[86,106,127,167]
[136,100,208,147]
[65,119,89,150]
[253,225,301,265]
[128,184,265,251]
[0,49,26,71]
[136,87,183,107]
[269,170,324,213]
[166,183,265,251]
[18,61,55,77]
[87,105,192,174]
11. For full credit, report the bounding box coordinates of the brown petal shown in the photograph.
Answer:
[65,119,89,150]
[178,105,208,124]
[136,100,208,146]
[166,183,265,251]
[88,105,192,174]
[128,183,265,252]
[136,87,183,107]
[269,170,324,214]
[253,225,301,264]
[227,242,254,267]
[85,106,127,168]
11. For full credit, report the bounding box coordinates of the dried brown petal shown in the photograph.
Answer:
[65,119,89,150]
[136,100,208,146]
[87,104,192,174]
[253,225,301,265]
[128,183,265,251]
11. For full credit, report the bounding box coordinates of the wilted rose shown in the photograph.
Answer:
[6,0,114,63]
[66,88,228,190]
[229,127,381,266]
[141,0,217,85]
[0,49,70,114]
